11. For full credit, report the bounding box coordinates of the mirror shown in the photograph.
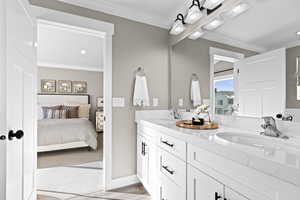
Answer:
[170,38,300,122]
[169,37,253,116]
[170,38,210,110]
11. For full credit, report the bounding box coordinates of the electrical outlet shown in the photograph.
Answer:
[178,98,184,107]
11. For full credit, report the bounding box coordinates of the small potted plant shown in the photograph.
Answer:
[192,104,211,125]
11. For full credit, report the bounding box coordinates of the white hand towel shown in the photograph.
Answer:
[191,80,202,107]
[133,75,150,107]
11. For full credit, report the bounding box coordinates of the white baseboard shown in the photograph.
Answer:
[109,175,140,190]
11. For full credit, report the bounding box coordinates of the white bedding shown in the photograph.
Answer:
[38,118,98,150]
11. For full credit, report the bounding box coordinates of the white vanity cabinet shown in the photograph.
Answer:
[137,124,186,200]
[187,165,249,200]
[225,188,249,200]
[137,121,300,200]
[137,134,149,186]
[187,165,224,200]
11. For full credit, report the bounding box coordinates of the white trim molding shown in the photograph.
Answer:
[109,175,140,190]
[38,62,104,72]
[31,4,115,191]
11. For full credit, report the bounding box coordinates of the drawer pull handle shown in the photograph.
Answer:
[162,165,174,175]
[161,140,174,148]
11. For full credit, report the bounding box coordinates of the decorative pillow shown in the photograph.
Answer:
[37,105,44,120]
[52,109,67,119]
[78,104,91,119]
[42,105,61,119]
[62,105,79,118]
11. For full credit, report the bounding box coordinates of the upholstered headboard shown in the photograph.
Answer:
[37,94,90,105]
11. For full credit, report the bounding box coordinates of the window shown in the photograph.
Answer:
[214,77,234,115]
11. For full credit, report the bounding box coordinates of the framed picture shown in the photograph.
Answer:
[41,79,56,93]
[57,80,72,93]
[72,81,87,94]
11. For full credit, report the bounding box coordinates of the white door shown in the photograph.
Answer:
[187,165,224,200]
[137,135,148,186]
[235,48,286,117]
[148,141,159,199]
[0,0,37,200]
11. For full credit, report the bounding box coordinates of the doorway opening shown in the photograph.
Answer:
[36,20,105,199]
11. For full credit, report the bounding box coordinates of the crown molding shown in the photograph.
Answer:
[57,0,170,29]
[285,40,300,50]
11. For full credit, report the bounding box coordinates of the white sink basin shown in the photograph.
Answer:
[216,132,300,151]
[216,132,277,150]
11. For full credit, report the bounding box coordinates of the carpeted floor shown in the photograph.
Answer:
[38,133,103,168]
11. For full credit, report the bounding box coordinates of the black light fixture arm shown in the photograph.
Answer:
[175,13,186,24]
[190,0,201,9]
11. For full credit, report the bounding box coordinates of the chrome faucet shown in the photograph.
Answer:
[260,116,289,139]
[170,108,182,120]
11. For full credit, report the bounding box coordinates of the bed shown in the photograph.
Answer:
[37,94,98,153]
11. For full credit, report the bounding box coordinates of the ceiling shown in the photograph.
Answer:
[37,21,104,71]
[57,0,300,52]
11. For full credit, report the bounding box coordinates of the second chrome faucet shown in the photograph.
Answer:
[260,116,289,139]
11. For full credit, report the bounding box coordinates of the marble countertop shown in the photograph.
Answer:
[137,119,300,188]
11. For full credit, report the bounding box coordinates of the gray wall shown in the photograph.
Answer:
[286,45,300,108]
[38,67,103,124]
[171,38,256,109]
[30,0,169,179]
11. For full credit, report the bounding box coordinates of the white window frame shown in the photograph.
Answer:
[209,47,244,118]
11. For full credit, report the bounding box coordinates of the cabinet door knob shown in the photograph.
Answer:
[8,130,24,140]
[215,192,222,200]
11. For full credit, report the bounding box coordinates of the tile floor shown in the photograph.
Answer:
[38,184,151,200]
[37,160,150,200]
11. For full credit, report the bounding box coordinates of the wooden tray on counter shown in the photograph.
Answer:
[176,120,219,130]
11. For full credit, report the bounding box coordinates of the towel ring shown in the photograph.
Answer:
[136,67,146,77]
[191,73,199,81]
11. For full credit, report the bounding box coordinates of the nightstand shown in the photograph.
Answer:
[96,110,104,132]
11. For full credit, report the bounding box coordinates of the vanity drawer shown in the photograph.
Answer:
[159,133,186,160]
[160,171,186,200]
[160,150,186,189]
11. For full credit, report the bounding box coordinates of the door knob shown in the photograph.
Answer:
[8,130,24,140]
[0,135,6,140]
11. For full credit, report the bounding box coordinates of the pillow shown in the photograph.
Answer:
[37,105,44,120]
[52,109,67,119]
[42,105,62,119]
[78,104,91,119]
[62,105,79,118]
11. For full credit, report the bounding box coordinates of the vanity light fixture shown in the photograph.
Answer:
[188,28,205,40]
[170,14,186,35]
[203,17,224,30]
[222,2,250,19]
[203,0,225,10]
[185,0,203,24]
[297,31,300,36]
